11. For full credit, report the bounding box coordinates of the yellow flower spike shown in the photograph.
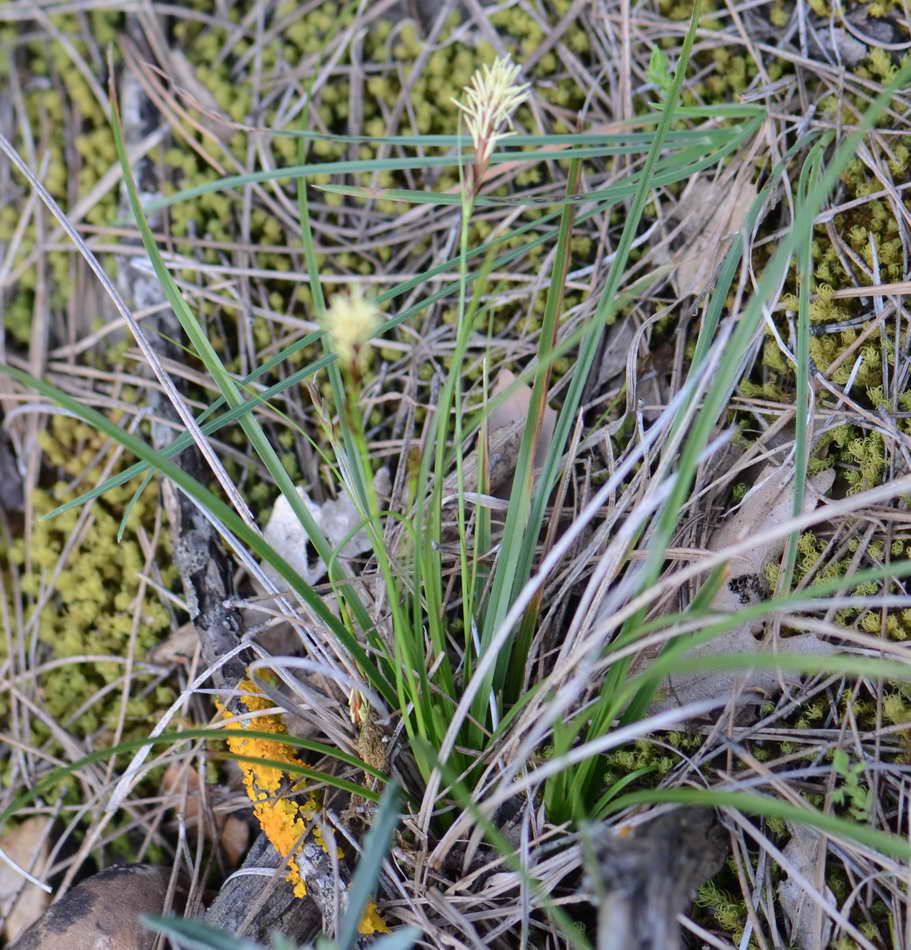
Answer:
[322,284,381,371]
[451,55,530,189]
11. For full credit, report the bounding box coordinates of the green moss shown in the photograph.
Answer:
[695,880,747,942]
[1,414,177,743]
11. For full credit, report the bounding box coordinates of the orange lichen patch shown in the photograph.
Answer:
[358,900,391,935]
[228,683,300,794]
[218,677,337,898]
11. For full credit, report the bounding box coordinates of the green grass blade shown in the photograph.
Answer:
[623,651,911,706]
[559,52,911,817]
[141,917,264,950]
[110,89,380,649]
[476,157,581,725]
[0,726,385,832]
[52,108,758,524]
[368,930,422,950]
[479,7,703,712]
[144,127,751,213]
[604,787,911,863]
[604,71,911,713]
[687,130,818,372]
[336,783,404,950]
[783,140,828,588]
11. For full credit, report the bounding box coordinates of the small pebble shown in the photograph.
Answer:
[11,864,174,950]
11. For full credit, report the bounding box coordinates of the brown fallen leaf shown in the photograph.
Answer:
[0,816,52,944]
[809,25,867,65]
[710,465,836,594]
[596,318,639,390]
[260,467,391,589]
[148,621,199,666]
[651,623,837,714]
[245,469,392,652]
[444,369,557,502]
[219,816,251,870]
[651,464,837,713]
[808,9,899,67]
[664,171,758,299]
[489,369,557,473]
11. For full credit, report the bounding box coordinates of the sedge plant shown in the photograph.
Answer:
[7,2,911,943]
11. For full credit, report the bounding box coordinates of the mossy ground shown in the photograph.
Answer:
[3,1,911,947]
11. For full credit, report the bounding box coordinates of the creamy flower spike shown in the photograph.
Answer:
[452,56,530,185]
[322,285,381,369]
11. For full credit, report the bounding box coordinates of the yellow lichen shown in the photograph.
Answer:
[358,900,391,935]
[218,677,338,898]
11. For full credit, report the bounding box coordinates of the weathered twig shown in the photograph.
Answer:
[585,808,728,950]
[116,28,250,696]
[203,834,322,943]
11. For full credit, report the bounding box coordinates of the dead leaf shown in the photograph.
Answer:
[810,26,867,65]
[148,621,198,666]
[167,50,236,143]
[596,319,639,389]
[0,817,52,944]
[650,625,837,714]
[665,173,758,299]
[777,823,835,950]
[445,369,557,501]
[809,10,900,67]
[650,464,837,713]
[710,466,836,604]
[220,816,251,868]
[489,370,556,472]
[260,467,391,589]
